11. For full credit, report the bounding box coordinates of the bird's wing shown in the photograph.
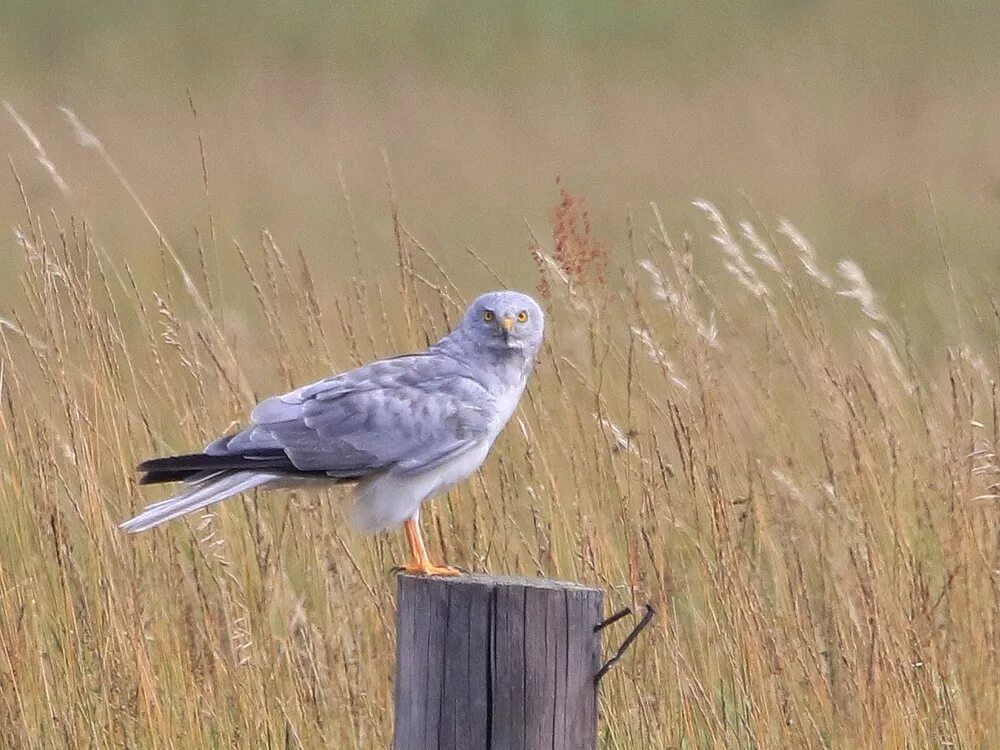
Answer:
[207,352,494,477]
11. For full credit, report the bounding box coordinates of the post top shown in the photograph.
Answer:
[397,571,602,595]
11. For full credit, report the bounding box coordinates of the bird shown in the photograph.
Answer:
[121,290,545,576]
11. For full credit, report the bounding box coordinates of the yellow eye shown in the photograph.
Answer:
[517,310,529,322]
[483,310,494,322]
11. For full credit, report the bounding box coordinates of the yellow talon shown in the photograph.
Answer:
[401,561,462,577]
[401,517,462,577]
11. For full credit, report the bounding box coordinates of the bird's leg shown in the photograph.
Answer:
[401,514,460,576]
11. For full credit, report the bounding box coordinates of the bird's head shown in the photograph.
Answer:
[461,290,545,354]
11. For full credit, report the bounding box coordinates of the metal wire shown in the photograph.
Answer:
[594,603,656,684]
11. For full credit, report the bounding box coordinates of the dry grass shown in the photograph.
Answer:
[1,140,999,749]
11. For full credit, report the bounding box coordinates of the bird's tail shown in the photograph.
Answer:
[120,470,280,533]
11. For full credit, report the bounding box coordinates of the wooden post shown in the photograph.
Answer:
[392,573,604,750]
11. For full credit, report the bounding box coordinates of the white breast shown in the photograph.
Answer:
[488,375,528,436]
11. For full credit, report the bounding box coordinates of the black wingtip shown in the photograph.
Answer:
[136,453,218,485]
[136,451,362,486]
[137,453,212,472]
[138,469,198,485]
[136,450,346,484]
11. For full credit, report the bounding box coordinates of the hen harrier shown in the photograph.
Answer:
[121,290,544,576]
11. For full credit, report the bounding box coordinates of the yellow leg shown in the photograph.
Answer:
[401,517,460,576]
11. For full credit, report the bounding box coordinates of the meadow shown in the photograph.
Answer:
[2,132,999,746]
[3,2,1000,747]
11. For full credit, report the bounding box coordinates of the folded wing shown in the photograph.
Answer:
[212,352,493,474]
[124,352,493,531]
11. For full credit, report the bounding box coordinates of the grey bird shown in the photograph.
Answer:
[121,290,545,576]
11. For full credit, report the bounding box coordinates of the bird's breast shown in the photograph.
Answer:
[488,377,528,435]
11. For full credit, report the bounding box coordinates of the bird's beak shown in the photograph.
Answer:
[500,316,514,332]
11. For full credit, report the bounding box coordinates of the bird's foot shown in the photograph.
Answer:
[397,561,463,577]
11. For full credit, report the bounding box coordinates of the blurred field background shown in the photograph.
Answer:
[4,2,1000,339]
[2,2,1000,748]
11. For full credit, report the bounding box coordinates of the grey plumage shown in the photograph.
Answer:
[121,291,545,535]
[121,471,280,532]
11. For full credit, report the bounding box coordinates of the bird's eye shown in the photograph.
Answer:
[517,310,529,322]
[483,310,494,322]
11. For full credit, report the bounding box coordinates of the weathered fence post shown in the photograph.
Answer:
[392,573,604,750]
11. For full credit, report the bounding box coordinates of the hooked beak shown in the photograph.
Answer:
[500,316,514,332]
